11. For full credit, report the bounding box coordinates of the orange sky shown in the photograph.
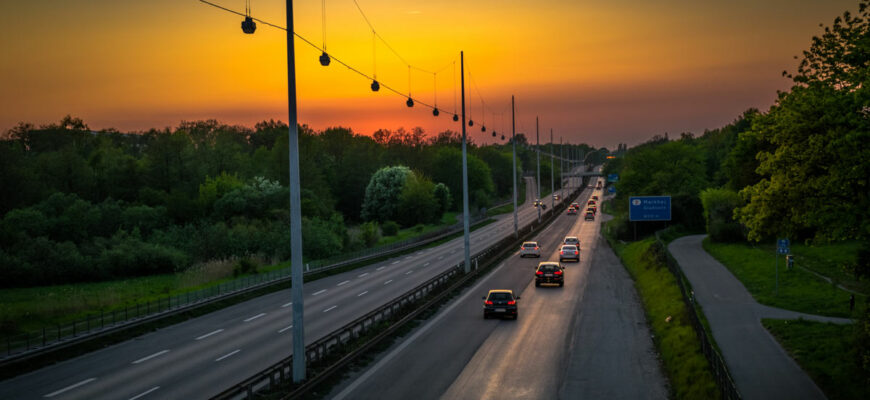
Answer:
[0,0,858,147]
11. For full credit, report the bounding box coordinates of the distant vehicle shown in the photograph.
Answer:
[585,212,595,221]
[587,200,596,206]
[535,262,564,287]
[553,194,560,200]
[592,195,599,201]
[596,181,602,189]
[520,241,541,258]
[570,202,580,209]
[559,244,580,262]
[563,236,580,246]
[483,289,519,319]
[587,207,597,215]
[567,207,577,215]
[534,199,543,207]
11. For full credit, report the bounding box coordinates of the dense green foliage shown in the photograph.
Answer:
[699,188,744,242]
[0,118,586,288]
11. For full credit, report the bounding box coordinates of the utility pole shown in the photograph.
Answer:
[285,0,306,383]
[460,51,471,274]
[511,95,518,238]
[536,116,541,223]
[550,128,554,210]
[560,136,563,197]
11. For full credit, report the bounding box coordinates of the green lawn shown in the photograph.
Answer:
[703,239,863,318]
[788,241,868,294]
[612,238,720,399]
[763,319,868,400]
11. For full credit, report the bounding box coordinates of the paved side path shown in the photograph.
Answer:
[669,235,851,400]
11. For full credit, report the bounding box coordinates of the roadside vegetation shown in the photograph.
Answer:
[763,319,869,400]
[608,236,719,399]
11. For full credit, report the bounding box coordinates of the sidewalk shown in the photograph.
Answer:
[669,235,851,400]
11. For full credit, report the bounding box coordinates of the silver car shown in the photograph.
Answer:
[563,236,580,246]
[520,241,541,258]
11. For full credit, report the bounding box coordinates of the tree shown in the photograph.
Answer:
[737,1,870,242]
[397,172,438,226]
[361,166,413,222]
[433,183,452,215]
[699,188,744,242]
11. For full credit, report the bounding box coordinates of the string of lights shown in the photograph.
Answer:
[200,0,513,142]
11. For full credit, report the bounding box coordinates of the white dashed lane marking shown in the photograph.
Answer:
[391,261,400,265]
[337,280,350,286]
[357,291,368,297]
[215,350,240,362]
[195,329,224,341]
[376,266,386,271]
[405,270,413,275]
[44,378,97,398]
[323,305,338,313]
[282,302,293,308]
[358,273,369,278]
[313,289,327,296]
[132,350,170,365]
[384,280,393,285]
[128,386,160,400]
[243,313,266,322]
[278,325,293,333]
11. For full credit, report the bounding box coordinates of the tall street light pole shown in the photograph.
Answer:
[550,128,554,210]
[560,136,563,197]
[460,51,471,274]
[536,116,541,223]
[285,0,306,383]
[511,95,518,239]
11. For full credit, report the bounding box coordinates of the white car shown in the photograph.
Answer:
[519,241,541,258]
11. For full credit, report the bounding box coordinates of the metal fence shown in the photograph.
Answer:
[655,231,741,400]
[1,213,491,361]
[212,185,584,399]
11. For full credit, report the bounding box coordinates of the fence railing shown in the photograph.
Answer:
[655,231,741,400]
[211,185,584,400]
[0,213,492,362]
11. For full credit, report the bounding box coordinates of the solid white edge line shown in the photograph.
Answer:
[323,305,338,313]
[333,262,508,400]
[357,291,368,297]
[195,329,224,341]
[313,289,327,296]
[243,313,266,322]
[132,349,170,365]
[337,280,350,286]
[278,325,294,333]
[215,349,240,362]
[128,386,160,400]
[44,378,97,398]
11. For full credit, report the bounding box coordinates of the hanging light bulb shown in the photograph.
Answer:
[433,108,440,117]
[453,114,459,122]
[469,119,474,127]
[371,80,380,92]
[319,52,331,66]
[501,135,505,140]
[481,125,487,132]
[492,130,497,137]
[241,16,257,34]
[406,97,414,107]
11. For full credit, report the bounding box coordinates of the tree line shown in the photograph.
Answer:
[0,117,596,288]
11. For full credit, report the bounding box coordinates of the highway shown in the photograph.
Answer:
[0,173,585,400]
[331,186,667,400]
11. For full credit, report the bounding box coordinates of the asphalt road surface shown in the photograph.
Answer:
[331,190,667,400]
[0,173,586,400]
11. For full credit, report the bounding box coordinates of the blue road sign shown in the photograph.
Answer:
[778,238,790,248]
[629,196,672,221]
[608,173,619,182]
[608,186,616,193]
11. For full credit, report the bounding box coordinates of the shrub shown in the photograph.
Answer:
[700,188,744,242]
[360,221,380,247]
[381,220,399,236]
[233,257,259,277]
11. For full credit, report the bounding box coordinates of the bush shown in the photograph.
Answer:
[381,220,399,236]
[360,221,380,247]
[233,257,259,277]
[700,188,744,242]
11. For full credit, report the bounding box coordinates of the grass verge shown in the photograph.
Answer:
[763,318,869,399]
[610,237,720,399]
[702,239,864,318]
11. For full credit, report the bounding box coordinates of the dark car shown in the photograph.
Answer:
[483,290,520,319]
[559,245,580,262]
[584,212,595,221]
[587,207,597,215]
[535,262,564,287]
[592,195,599,201]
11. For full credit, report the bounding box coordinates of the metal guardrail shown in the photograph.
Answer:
[0,213,492,364]
[211,185,586,399]
[655,231,742,400]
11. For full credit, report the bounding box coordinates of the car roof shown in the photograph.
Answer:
[565,236,578,240]
[487,289,514,294]
[522,241,538,245]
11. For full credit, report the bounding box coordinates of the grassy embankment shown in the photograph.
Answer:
[0,211,468,335]
[703,239,868,399]
[703,239,865,318]
[608,235,720,399]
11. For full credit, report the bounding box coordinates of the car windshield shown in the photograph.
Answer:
[562,245,576,251]
[488,293,512,301]
[523,243,537,248]
[539,265,557,272]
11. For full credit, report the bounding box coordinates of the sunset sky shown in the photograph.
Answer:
[0,0,858,148]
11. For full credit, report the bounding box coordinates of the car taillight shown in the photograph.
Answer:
[485,300,493,305]
[555,270,563,275]
[507,300,516,305]
[536,271,543,275]
[560,251,564,255]
[574,251,578,255]
[535,247,539,250]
